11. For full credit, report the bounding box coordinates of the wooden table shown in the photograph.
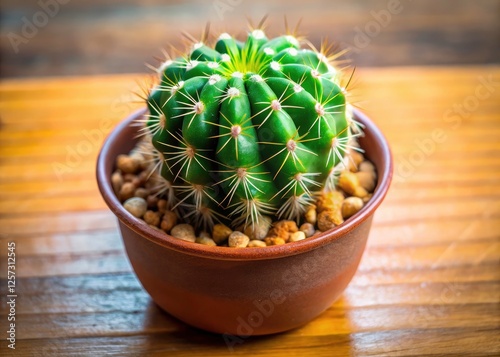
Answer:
[1,66,499,356]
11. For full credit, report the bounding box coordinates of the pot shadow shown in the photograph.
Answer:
[139,298,355,355]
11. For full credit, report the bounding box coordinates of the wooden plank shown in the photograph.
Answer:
[10,328,499,357]
[0,67,499,355]
[0,210,117,236]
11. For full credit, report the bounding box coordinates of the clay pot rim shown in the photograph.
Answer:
[97,108,392,261]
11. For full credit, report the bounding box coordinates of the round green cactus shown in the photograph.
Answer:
[143,27,361,230]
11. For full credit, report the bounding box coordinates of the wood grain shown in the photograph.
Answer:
[0,66,499,356]
[1,0,499,78]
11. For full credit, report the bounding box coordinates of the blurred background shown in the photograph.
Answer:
[1,0,499,78]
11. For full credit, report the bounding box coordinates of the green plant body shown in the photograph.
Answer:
[143,27,360,230]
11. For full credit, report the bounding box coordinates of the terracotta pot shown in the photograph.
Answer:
[96,108,392,336]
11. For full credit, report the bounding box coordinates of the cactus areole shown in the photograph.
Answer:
[144,29,361,230]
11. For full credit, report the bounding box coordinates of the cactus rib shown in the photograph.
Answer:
[143,27,359,230]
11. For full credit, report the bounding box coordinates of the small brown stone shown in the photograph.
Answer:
[198,231,211,239]
[144,178,157,190]
[131,176,142,188]
[289,231,306,242]
[143,210,161,227]
[267,220,298,242]
[123,197,147,218]
[362,193,373,204]
[356,171,376,193]
[119,182,136,201]
[137,170,150,186]
[129,152,146,170]
[157,199,168,213]
[354,186,369,198]
[134,187,149,199]
[117,154,140,174]
[264,237,286,246]
[146,195,159,209]
[196,236,217,246]
[299,223,315,238]
[304,205,317,225]
[111,171,123,195]
[123,174,136,183]
[248,240,267,248]
[338,171,364,197]
[359,160,376,174]
[342,197,364,219]
[244,215,272,240]
[160,210,178,232]
[347,149,365,172]
[170,224,196,242]
[228,231,250,248]
[212,224,233,244]
[317,209,344,231]
[316,191,344,213]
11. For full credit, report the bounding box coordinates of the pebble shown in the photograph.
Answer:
[117,154,140,174]
[337,171,358,196]
[157,199,168,213]
[119,182,136,201]
[248,240,267,247]
[304,205,317,225]
[111,171,123,194]
[228,231,250,248]
[212,224,233,244]
[145,178,157,190]
[134,187,149,199]
[196,236,217,246]
[170,224,196,242]
[317,209,344,231]
[289,231,306,242]
[267,220,298,242]
[342,197,364,219]
[362,193,373,204]
[198,231,211,239]
[244,215,272,240]
[160,210,178,232]
[123,174,136,183]
[354,186,369,198]
[316,191,344,213]
[123,197,147,218]
[137,171,149,186]
[347,150,364,172]
[299,223,316,238]
[359,160,376,174]
[143,210,161,227]
[130,152,146,170]
[356,171,376,193]
[264,237,286,246]
[146,195,159,209]
[338,171,368,198]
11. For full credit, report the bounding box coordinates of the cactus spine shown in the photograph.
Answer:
[143,26,361,230]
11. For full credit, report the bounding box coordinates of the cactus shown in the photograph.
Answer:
[141,25,361,230]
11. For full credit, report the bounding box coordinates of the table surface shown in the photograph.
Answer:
[0,66,499,356]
